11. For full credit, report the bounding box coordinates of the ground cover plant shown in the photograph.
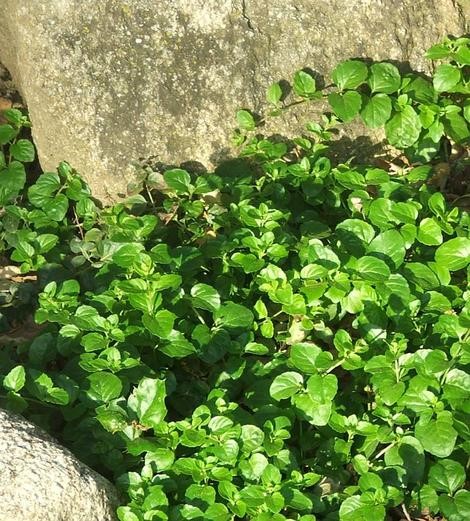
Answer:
[0,37,469,521]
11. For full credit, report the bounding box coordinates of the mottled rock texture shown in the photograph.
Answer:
[0,408,119,521]
[0,0,468,201]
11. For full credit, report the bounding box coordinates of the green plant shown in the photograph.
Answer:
[236,35,469,167]
[0,38,469,521]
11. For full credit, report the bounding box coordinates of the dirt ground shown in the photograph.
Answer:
[0,61,22,118]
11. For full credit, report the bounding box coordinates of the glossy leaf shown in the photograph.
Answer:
[293,70,316,98]
[328,91,362,122]
[127,378,167,429]
[368,62,401,94]
[236,110,256,131]
[360,93,392,128]
[270,372,303,400]
[385,105,422,148]
[435,238,470,271]
[10,139,35,162]
[433,64,461,92]
[332,60,368,90]
[86,372,122,402]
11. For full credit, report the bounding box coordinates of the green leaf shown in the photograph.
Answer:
[74,305,106,330]
[127,377,167,429]
[415,413,457,458]
[231,252,265,273]
[295,374,337,426]
[265,491,285,513]
[360,94,392,128]
[96,410,128,433]
[0,161,26,204]
[241,425,265,452]
[384,436,425,484]
[439,490,470,521]
[428,191,446,219]
[44,193,69,221]
[293,70,316,98]
[146,448,175,471]
[191,283,221,312]
[0,124,17,145]
[433,64,461,92]
[29,333,56,367]
[385,105,422,148]
[86,372,122,402]
[142,486,168,509]
[267,82,282,105]
[244,342,269,355]
[160,331,196,358]
[163,168,192,194]
[336,218,375,255]
[417,218,443,246]
[300,263,329,280]
[117,506,143,521]
[28,173,61,206]
[113,243,144,268]
[358,472,383,492]
[35,234,59,253]
[435,238,470,272]
[44,387,69,405]
[354,256,391,282]
[455,43,470,65]
[205,503,231,521]
[443,369,470,406]
[368,62,401,94]
[174,504,204,520]
[10,139,35,162]
[443,113,470,143]
[404,75,436,104]
[332,60,368,90]
[185,484,216,506]
[214,302,254,330]
[236,110,256,131]
[154,274,182,291]
[391,202,419,225]
[142,309,176,339]
[11,240,35,262]
[426,43,451,60]
[3,365,26,392]
[339,496,385,521]
[289,342,325,374]
[282,487,313,511]
[240,453,269,480]
[270,372,303,400]
[240,485,265,507]
[367,229,406,268]
[428,459,466,495]
[208,416,233,434]
[403,262,439,290]
[411,485,439,513]
[2,108,24,126]
[328,91,362,122]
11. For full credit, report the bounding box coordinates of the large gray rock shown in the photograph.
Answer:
[0,408,119,521]
[0,0,468,202]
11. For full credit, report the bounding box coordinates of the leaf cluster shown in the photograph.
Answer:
[0,38,469,521]
[237,36,469,165]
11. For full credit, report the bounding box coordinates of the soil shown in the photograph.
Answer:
[0,61,23,122]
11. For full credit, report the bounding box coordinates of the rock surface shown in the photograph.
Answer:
[0,408,119,521]
[0,0,468,202]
